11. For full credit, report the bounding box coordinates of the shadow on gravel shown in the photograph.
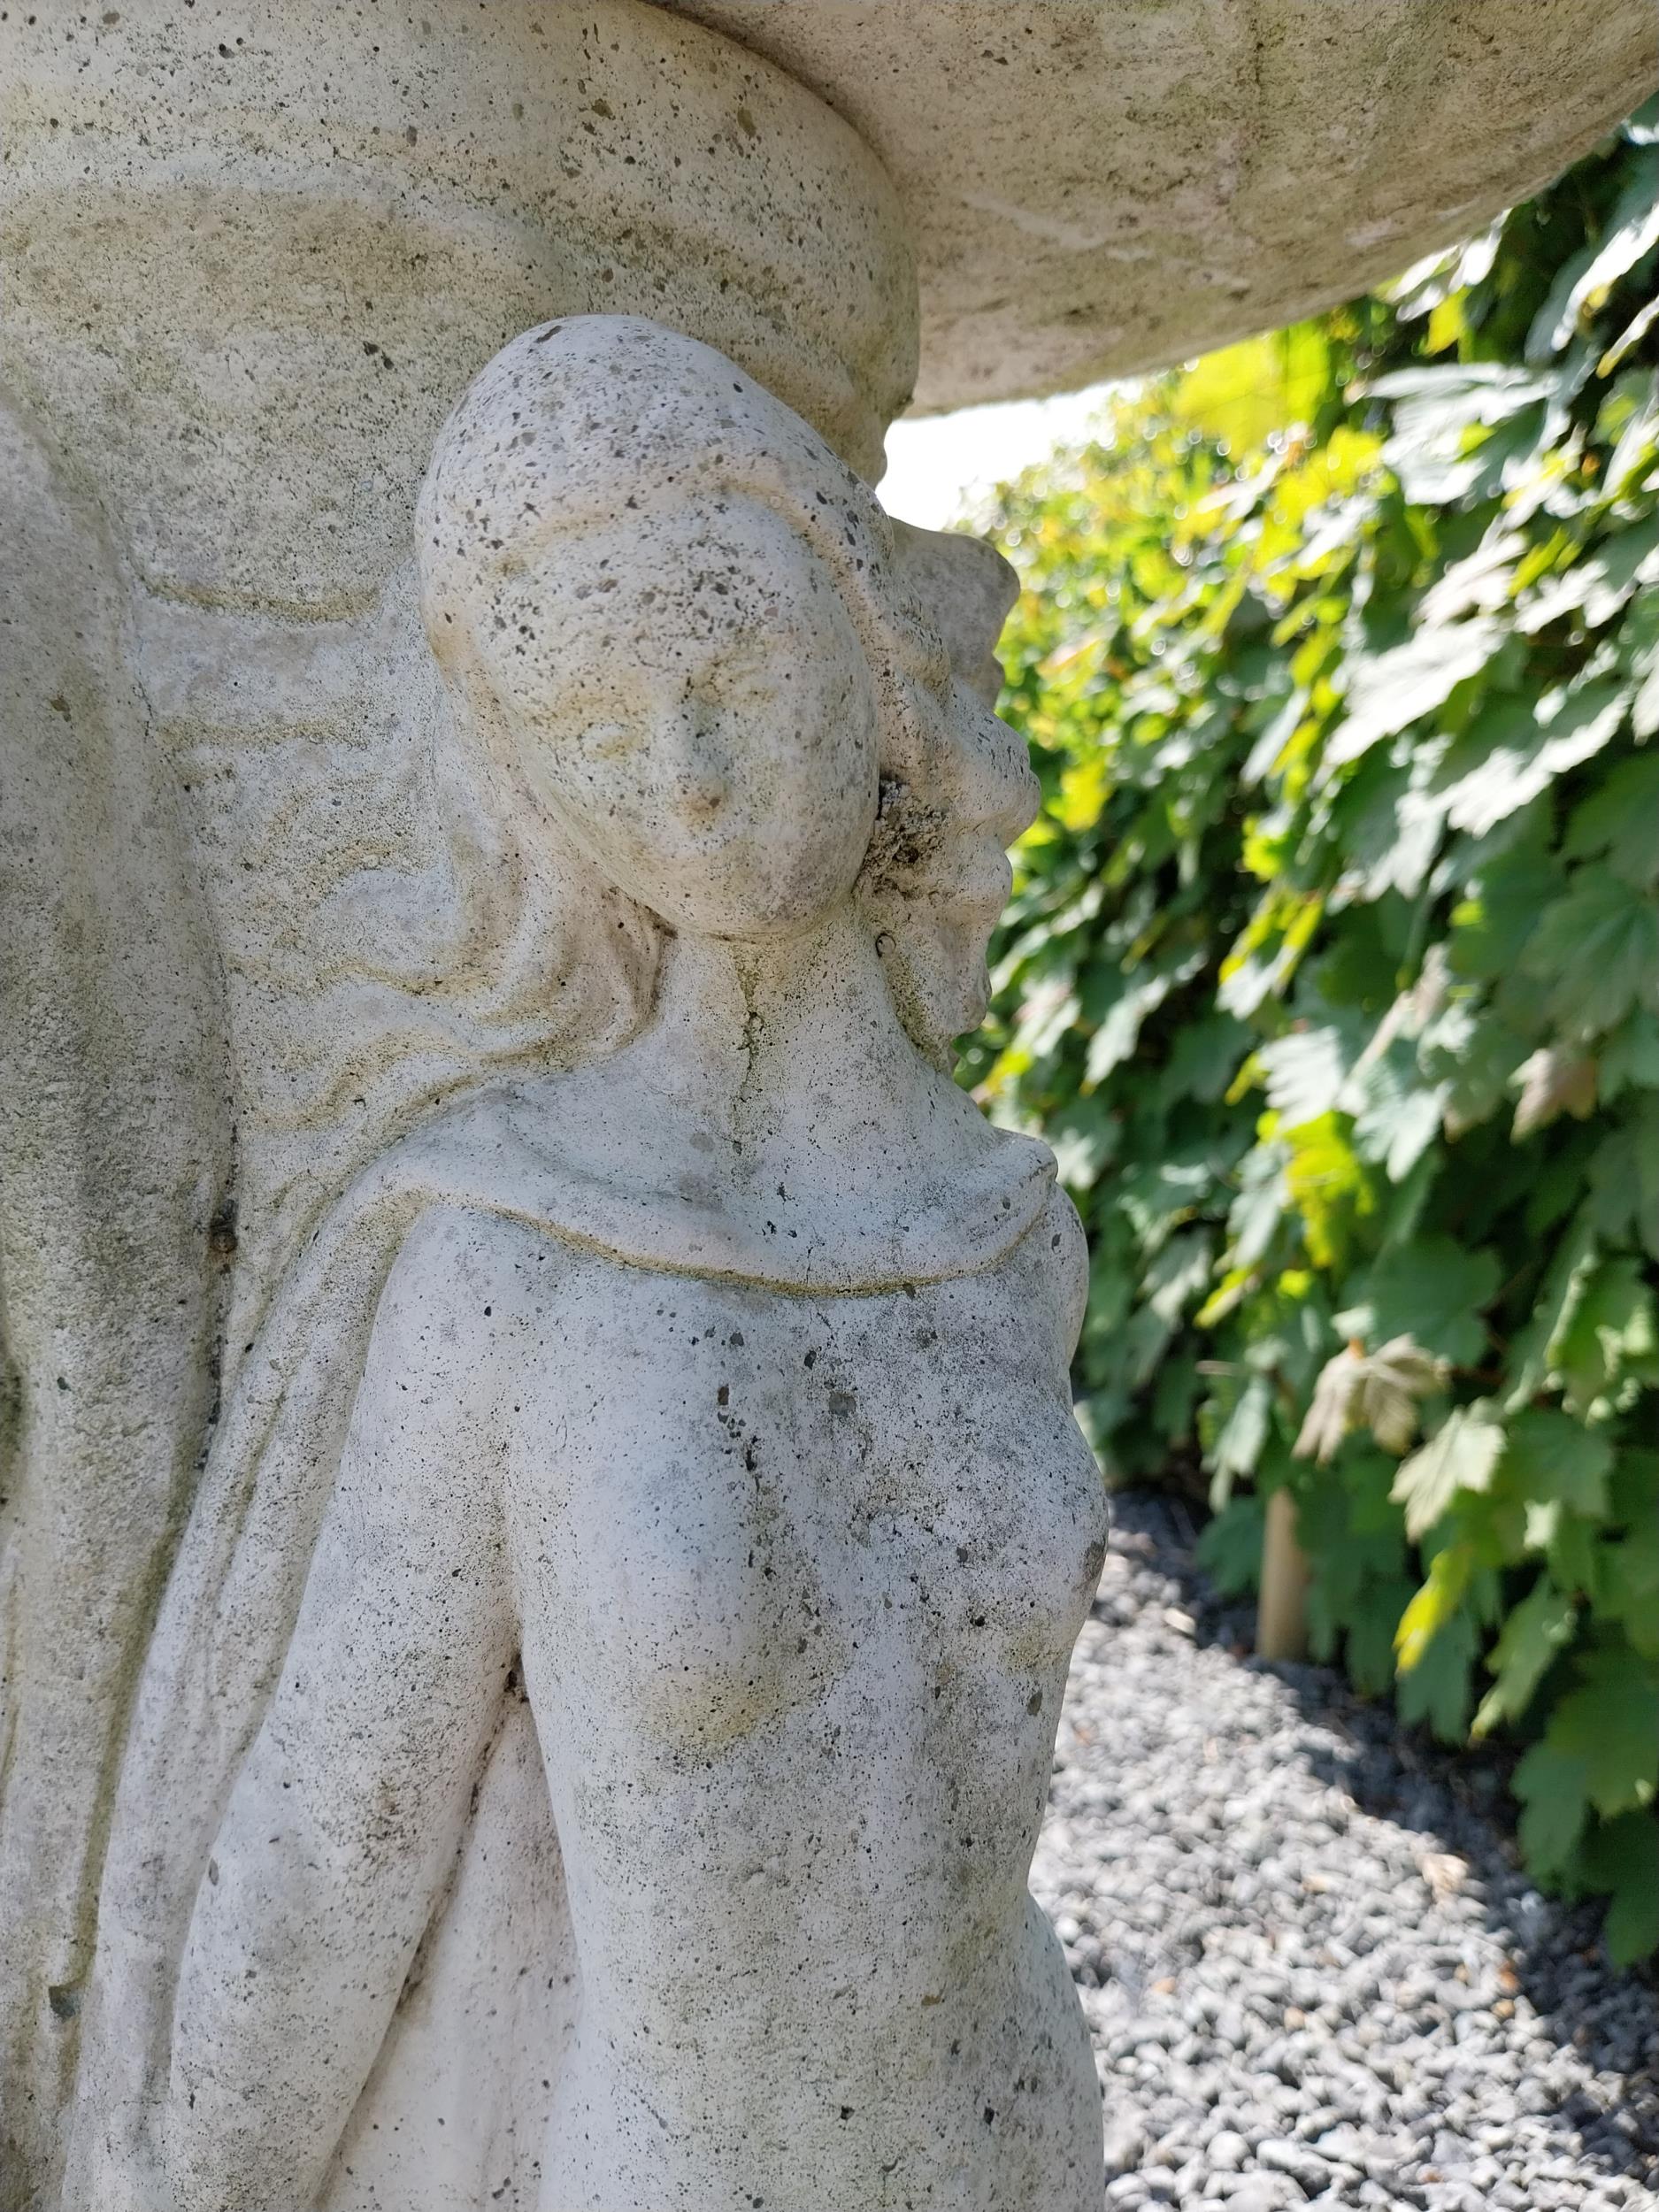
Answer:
[1116,1490,1659,2193]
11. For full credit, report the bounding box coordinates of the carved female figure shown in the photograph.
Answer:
[68,317,1107,2211]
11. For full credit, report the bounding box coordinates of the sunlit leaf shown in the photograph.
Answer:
[1174,323,1333,452]
[1518,512,1659,634]
[1555,164,1659,339]
[1391,1402,1505,1540]
[1324,619,1506,771]
[1396,1544,1474,1671]
[1434,682,1625,838]
[1258,1025,1351,1129]
[1511,1046,1598,1140]
[1285,1114,1377,1271]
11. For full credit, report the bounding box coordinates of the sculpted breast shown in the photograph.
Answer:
[503,1208,1105,1763]
[507,1271,856,1758]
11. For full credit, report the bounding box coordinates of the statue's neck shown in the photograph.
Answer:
[507,896,1038,1268]
[628,903,964,1178]
[394,898,1054,1293]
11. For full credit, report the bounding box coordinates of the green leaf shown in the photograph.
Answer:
[1599,1521,1659,1660]
[1394,1601,1476,1741]
[1143,1228,1217,1325]
[1602,377,1659,499]
[1014,979,1081,1061]
[1495,1409,1614,1518]
[1506,1210,1598,1408]
[1396,1544,1474,1672]
[1390,1402,1506,1540]
[1423,1001,1531,1137]
[1549,1257,1659,1413]
[1083,962,1197,1084]
[1565,753,1659,890]
[1541,1509,1601,1596]
[1515,1741,1591,1875]
[1344,1575,1417,1697]
[1524,873,1659,1043]
[1600,294,1659,377]
[1339,1237,1501,1368]
[1325,619,1506,771]
[1598,1012,1659,1101]
[1518,512,1659,633]
[1471,1578,1578,1738]
[1379,369,1554,500]
[1546,1648,1659,1819]
[1048,1095,1120,1187]
[1174,323,1333,451]
[1434,683,1625,840]
[1259,1025,1353,1129]
[1117,1156,1219,1255]
[1582,1811,1659,1967]
[1333,754,1443,902]
[1224,1147,1291,1274]
[1194,1494,1264,1596]
[1563,163,1659,331]
[1347,1048,1447,1182]
[1206,1371,1273,1485]
[1609,1445,1659,1527]
[1586,1102,1659,1259]
[1526,242,1599,362]
[1447,839,1562,981]
[1284,1114,1378,1273]
[1160,1012,1252,1105]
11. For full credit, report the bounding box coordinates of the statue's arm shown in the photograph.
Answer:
[164,1211,518,2210]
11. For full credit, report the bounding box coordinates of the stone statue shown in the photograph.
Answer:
[61,318,1107,2212]
[7,7,1645,2207]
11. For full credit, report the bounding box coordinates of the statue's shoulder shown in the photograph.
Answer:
[376,1193,580,1346]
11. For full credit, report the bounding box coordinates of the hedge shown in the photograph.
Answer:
[966,108,1659,1962]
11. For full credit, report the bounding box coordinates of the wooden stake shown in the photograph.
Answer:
[1257,1487,1310,1662]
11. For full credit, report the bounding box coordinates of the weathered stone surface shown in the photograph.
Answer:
[63,316,1108,2212]
[4,7,1647,2208]
[4,12,926,2202]
[0,396,231,2212]
[0,0,915,616]
[664,0,1659,410]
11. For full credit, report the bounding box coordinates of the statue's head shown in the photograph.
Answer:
[420,316,903,941]
[417,315,1033,1056]
[868,526,1037,1060]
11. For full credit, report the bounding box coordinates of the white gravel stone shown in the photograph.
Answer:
[1032,1494,1659,2212]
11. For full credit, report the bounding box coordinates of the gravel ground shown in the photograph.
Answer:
[1032,1493,1659,2212]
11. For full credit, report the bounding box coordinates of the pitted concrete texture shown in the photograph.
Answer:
[0,0,915,611]
[62,317,1106,2212]
[664,0,1659,411]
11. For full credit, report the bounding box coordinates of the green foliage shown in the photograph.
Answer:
[971,116,1659,1962]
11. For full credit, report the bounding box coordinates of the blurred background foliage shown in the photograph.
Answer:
[965,106,1659,1962]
